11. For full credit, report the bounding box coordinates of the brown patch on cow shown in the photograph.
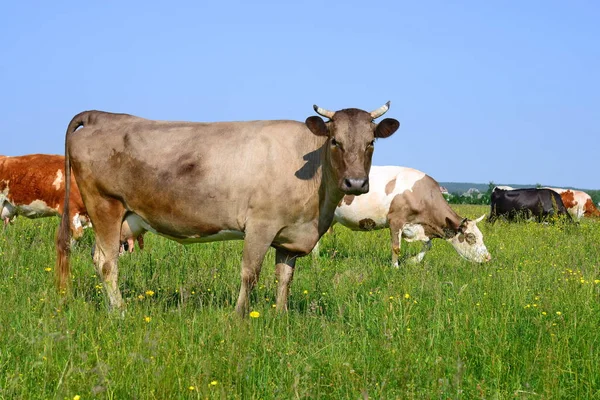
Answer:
[584,198,600,217]
[177,162,196,176]
[559,190,577,210]
[343,195,355,206]
[359,218,377,230]
[101,261,112,279]
[385,178,396,195]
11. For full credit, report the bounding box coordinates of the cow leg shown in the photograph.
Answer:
[389,220,403,268]
[275,249,297,312]
[136,234,144,250]
[408,240,432,264]
[87,198,127,311]
[235,226,276,316]
[311,241,320,266]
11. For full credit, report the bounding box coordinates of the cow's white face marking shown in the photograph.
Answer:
[52,170,63,190]
[1,201,15,221]
[447,217,491,263]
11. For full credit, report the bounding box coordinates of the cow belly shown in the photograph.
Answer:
[173,230,246,244]
[126,213,245,244]
[15,200,59,218]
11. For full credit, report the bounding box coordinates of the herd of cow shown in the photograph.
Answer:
[1,103,598,315]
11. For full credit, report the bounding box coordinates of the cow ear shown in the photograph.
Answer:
[375,118,400,138]
[458,218,469,233]
[305,116,329,137]
[443,217,458,238]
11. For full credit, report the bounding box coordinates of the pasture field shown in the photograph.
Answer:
[1,205,599,399]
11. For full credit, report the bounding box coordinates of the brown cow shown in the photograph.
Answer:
[544,187,600,220]
[56,104,400,315]
[0,154,90,239]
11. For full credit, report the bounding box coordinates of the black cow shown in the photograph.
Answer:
[488,188,572,223]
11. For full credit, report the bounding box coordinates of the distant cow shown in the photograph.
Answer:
[56,103,400,315]
[1,154,143,251]
[488,187,572,223]
[316,166,491,265]
[0,154,90,238]
[544,187,600,220]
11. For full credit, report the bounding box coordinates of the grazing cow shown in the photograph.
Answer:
[56,103,400,315]
[488,187,572,223]
[317,166,491,265]
[544,187,600,220]
[0,154,90,238]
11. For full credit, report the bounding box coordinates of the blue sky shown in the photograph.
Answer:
[1,1,598,188]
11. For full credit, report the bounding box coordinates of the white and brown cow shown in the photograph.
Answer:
[327,166,491,265]
[0,154,91,239]
[544,187,600,220]
[56,104,400,315]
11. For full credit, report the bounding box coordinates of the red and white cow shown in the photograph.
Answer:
[1,154,90,238]
[320,166,491,265]
[1,154,143,251]
[545,187,600,220]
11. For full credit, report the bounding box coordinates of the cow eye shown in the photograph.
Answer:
[331,138,340,147]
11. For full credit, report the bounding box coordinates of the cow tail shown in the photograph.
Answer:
[56,111,91,290]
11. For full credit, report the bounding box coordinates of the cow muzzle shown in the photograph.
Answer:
[342,177,369,195]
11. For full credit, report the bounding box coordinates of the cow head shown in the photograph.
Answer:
[305,102,399,195]
[446,215,491,263]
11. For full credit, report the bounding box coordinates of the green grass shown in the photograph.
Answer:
[1,205,599,399]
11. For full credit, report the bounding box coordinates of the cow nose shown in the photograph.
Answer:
[484,253,492,262]
[343,177,369,194]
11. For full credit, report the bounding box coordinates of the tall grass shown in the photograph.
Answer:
[0,205,599,399]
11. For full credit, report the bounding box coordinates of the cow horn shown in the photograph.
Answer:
[313,105,335,119]
[370,101,391,119]
[474,214,486,223]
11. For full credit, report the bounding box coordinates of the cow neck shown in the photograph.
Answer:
[317,145,344,236]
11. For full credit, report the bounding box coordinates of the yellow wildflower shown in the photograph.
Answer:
[404,293,410,299]
[144,316,151,323]
[556,311,562,316]
[210,380,219,386]
[188,386,195,391]
[303,290,308,295]
[145,290,155,296]
[249,311,260,318]
[73,396,81,400]
[44,267,52,272]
